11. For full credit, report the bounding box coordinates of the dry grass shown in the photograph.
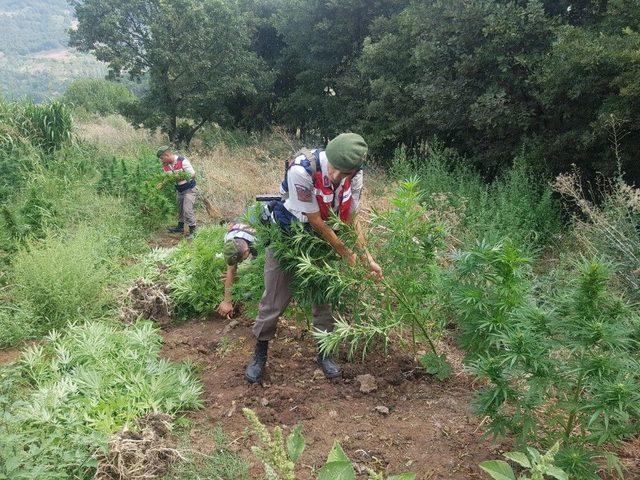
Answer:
[75,114,165,155]
[75,115,389,222]
[189,140,389,223]
[189,143,285,221]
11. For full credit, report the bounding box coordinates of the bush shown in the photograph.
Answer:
[391,145,562,252]
[95,151,176,229]
[10,227,113,333]
[165,225,229,318]
[62,78,137,116]
[554,171,640,297]
[0,320,202,479]
[451,243,640,478]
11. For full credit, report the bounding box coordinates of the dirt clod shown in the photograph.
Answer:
[357,374,378,393]
[120,278,171,326]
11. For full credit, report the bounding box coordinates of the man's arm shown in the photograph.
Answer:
[306,212,356,265]
[217,264,237,317]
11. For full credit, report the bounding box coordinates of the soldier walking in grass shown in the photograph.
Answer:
[218,222,258,318]
[245,133,383,383]
[157,146,198,238]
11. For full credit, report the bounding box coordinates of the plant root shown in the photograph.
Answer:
[94,413,182,480]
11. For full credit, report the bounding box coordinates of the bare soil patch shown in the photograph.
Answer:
[0,346,21,366]
[161,316,509,479]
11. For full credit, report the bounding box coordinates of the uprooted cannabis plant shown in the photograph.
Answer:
[260,179,452,379]
[451,242,640,479]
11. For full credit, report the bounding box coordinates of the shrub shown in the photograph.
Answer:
[165,225,229,317]
[11,227,113,334]
[451,243,640,478]
[95,152,176,228]
[391,145,562,252]
[0,321,202,479]
[554,171,640,297]
[62,78,136,116]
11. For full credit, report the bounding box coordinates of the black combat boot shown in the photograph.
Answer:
[317,351,342,379]
[186,225,196,239]
[245,340,268,383]
[167,222,184,233]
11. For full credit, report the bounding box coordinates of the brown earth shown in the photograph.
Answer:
[161,314,510,479]
[0,346,21,365]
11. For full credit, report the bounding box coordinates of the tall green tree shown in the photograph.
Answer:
[358,0,555,171]
[271,0,408,139]
[70,0,269,147]
[533,18,640,178]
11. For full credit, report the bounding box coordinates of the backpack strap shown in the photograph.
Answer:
[281,148,321,195]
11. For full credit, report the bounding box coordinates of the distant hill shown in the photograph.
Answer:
[0,0,105,101]
[0,0,72,55]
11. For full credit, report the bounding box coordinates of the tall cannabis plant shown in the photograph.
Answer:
[452,244,640,478]
[264,179,452,379]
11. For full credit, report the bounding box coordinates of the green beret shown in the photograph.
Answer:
[325,133,368,172]
[156,145,171,158]
[223,239,242,266]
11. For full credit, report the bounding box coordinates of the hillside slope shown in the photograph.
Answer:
[0,0,104,101]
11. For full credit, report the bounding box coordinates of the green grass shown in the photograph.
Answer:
[164,425,249,480]
[390,145,562,253]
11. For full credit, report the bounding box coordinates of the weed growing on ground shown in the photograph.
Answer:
[554,171,640,296]
[0,320,202,479]
[480,442,568,480]
[243,408,415,480]
[164,225,231,318]
[451,242,640,478]
[165,425,250,479]
[391,145,561,253]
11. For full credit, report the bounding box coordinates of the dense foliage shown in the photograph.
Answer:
[0,321,202,479]
[70,0,268,147]
[66,0,639,178]
[451,245,640,478]
[61,78,136,115]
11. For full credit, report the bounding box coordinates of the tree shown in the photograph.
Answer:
[358,0,555,171]
[70,0,269,147]
[271,0,409,139]
[533,22,640,179]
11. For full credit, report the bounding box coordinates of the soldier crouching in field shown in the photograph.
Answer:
[218,222,258,318]
[157,146,198,238]
[245,133,383,383]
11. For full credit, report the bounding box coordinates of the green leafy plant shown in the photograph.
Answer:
[243,408,415,480]
[0,320,202,479]
[451,243,640,478]
[260,179,451,378]
[164,225,229,317]
[480,442,568,480]
[95,154,176,227]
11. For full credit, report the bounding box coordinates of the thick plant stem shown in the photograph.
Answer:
[382,279,438,355]
[564,371,586,441]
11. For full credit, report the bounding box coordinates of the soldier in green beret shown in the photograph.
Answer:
[245,133,383,383]
[157,146,198,238]
[218,222,258,318]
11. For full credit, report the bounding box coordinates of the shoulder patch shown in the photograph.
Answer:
[294,183,313,202]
